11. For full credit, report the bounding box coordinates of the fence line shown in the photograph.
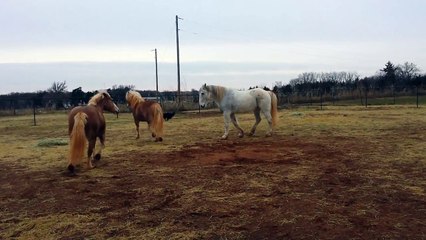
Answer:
[0,87,425,125]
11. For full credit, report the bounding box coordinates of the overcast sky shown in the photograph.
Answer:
[1,0,425,94]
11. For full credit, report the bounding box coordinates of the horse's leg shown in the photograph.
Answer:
[248,108,261,136]
[134,120,140,139]
[87,139,96,169]
[261,108,274,137]
[230,113,244,138]
[148,121,156,138]
[222,111,231,140]
[94,134,105,162]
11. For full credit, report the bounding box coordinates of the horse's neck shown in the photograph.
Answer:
[84,104,105,123]
[210,85,227,102]
[131,100,142,109]
[89,103,105,113]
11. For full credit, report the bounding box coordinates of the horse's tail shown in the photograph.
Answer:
[150,103,164,141]
[269,91,278,127]
[68,112,87,172]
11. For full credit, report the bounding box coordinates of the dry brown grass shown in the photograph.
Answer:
[0,105,425,239]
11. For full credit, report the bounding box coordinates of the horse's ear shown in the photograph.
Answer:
[203,83,207,89]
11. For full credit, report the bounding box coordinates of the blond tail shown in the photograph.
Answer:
[150,104,164,140]
[269,91,278,127]
[69,112,87,170]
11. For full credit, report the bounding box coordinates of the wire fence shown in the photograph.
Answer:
[0,86,425,126]
[276,86,426,109]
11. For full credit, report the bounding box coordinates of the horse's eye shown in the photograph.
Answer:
[201,92,205,95]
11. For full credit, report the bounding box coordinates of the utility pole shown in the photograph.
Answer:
[175,15,182,104]
[153,48,159,102]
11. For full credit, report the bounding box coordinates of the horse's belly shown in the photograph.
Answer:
[222,90,259,113]
[233,99,257,112]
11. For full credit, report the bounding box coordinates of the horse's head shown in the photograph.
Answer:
[98,91,120,114]
[199,83,210,108]
[125,90,144,110]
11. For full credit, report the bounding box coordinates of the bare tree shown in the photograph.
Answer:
[397,62,420,81]
[48,81,67,93]
[47,81,68,109]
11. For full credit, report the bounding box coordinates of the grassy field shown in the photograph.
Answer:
[0,105,425,239]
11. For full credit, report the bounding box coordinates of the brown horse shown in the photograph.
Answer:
[67,91,119,174]
[125,90,164,141]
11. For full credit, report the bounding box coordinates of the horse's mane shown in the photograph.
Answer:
[126,90,145,108]
[88,90,111,106]
[207,85,226,102]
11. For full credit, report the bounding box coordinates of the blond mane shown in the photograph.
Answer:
[126,90,145,108]
[208,85,226,102]
[88,90,111,106]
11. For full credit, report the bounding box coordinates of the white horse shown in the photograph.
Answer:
[199,84,278,139]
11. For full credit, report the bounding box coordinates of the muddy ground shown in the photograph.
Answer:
[1,135,425,239]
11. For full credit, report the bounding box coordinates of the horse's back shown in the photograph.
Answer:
[251,88,273,112]
[248,88,270,99]
[134,101,161,121]
[68,106,105,136]
[224,88,270,113]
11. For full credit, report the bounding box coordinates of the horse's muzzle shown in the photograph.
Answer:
[200,104,205,108]
[114,105,120,114]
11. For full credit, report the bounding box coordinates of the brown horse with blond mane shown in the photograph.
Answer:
[125,90,164,142]
[67,90,119,174]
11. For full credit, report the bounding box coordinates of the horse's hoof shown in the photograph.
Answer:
[155,137,163,142]
[248,132,255,136]
[265,133,272,137]
[221,135,228,140]
[152,133,156,138]
[94,154,101,161]
[238,133,244,138]
[67,164,75,175]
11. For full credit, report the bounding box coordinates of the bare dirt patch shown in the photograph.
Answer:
[1,135,425,239]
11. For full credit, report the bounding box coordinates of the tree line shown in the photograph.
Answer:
[271,61,426,105]
[1,61,425,111]
[0,83,198,110]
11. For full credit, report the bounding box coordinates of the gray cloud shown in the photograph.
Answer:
[0,0,425,94]
[0,61,309,94]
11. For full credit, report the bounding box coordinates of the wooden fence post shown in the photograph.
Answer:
[416,86,419,108]
[33,100,36,126]
[365,88,368,108]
